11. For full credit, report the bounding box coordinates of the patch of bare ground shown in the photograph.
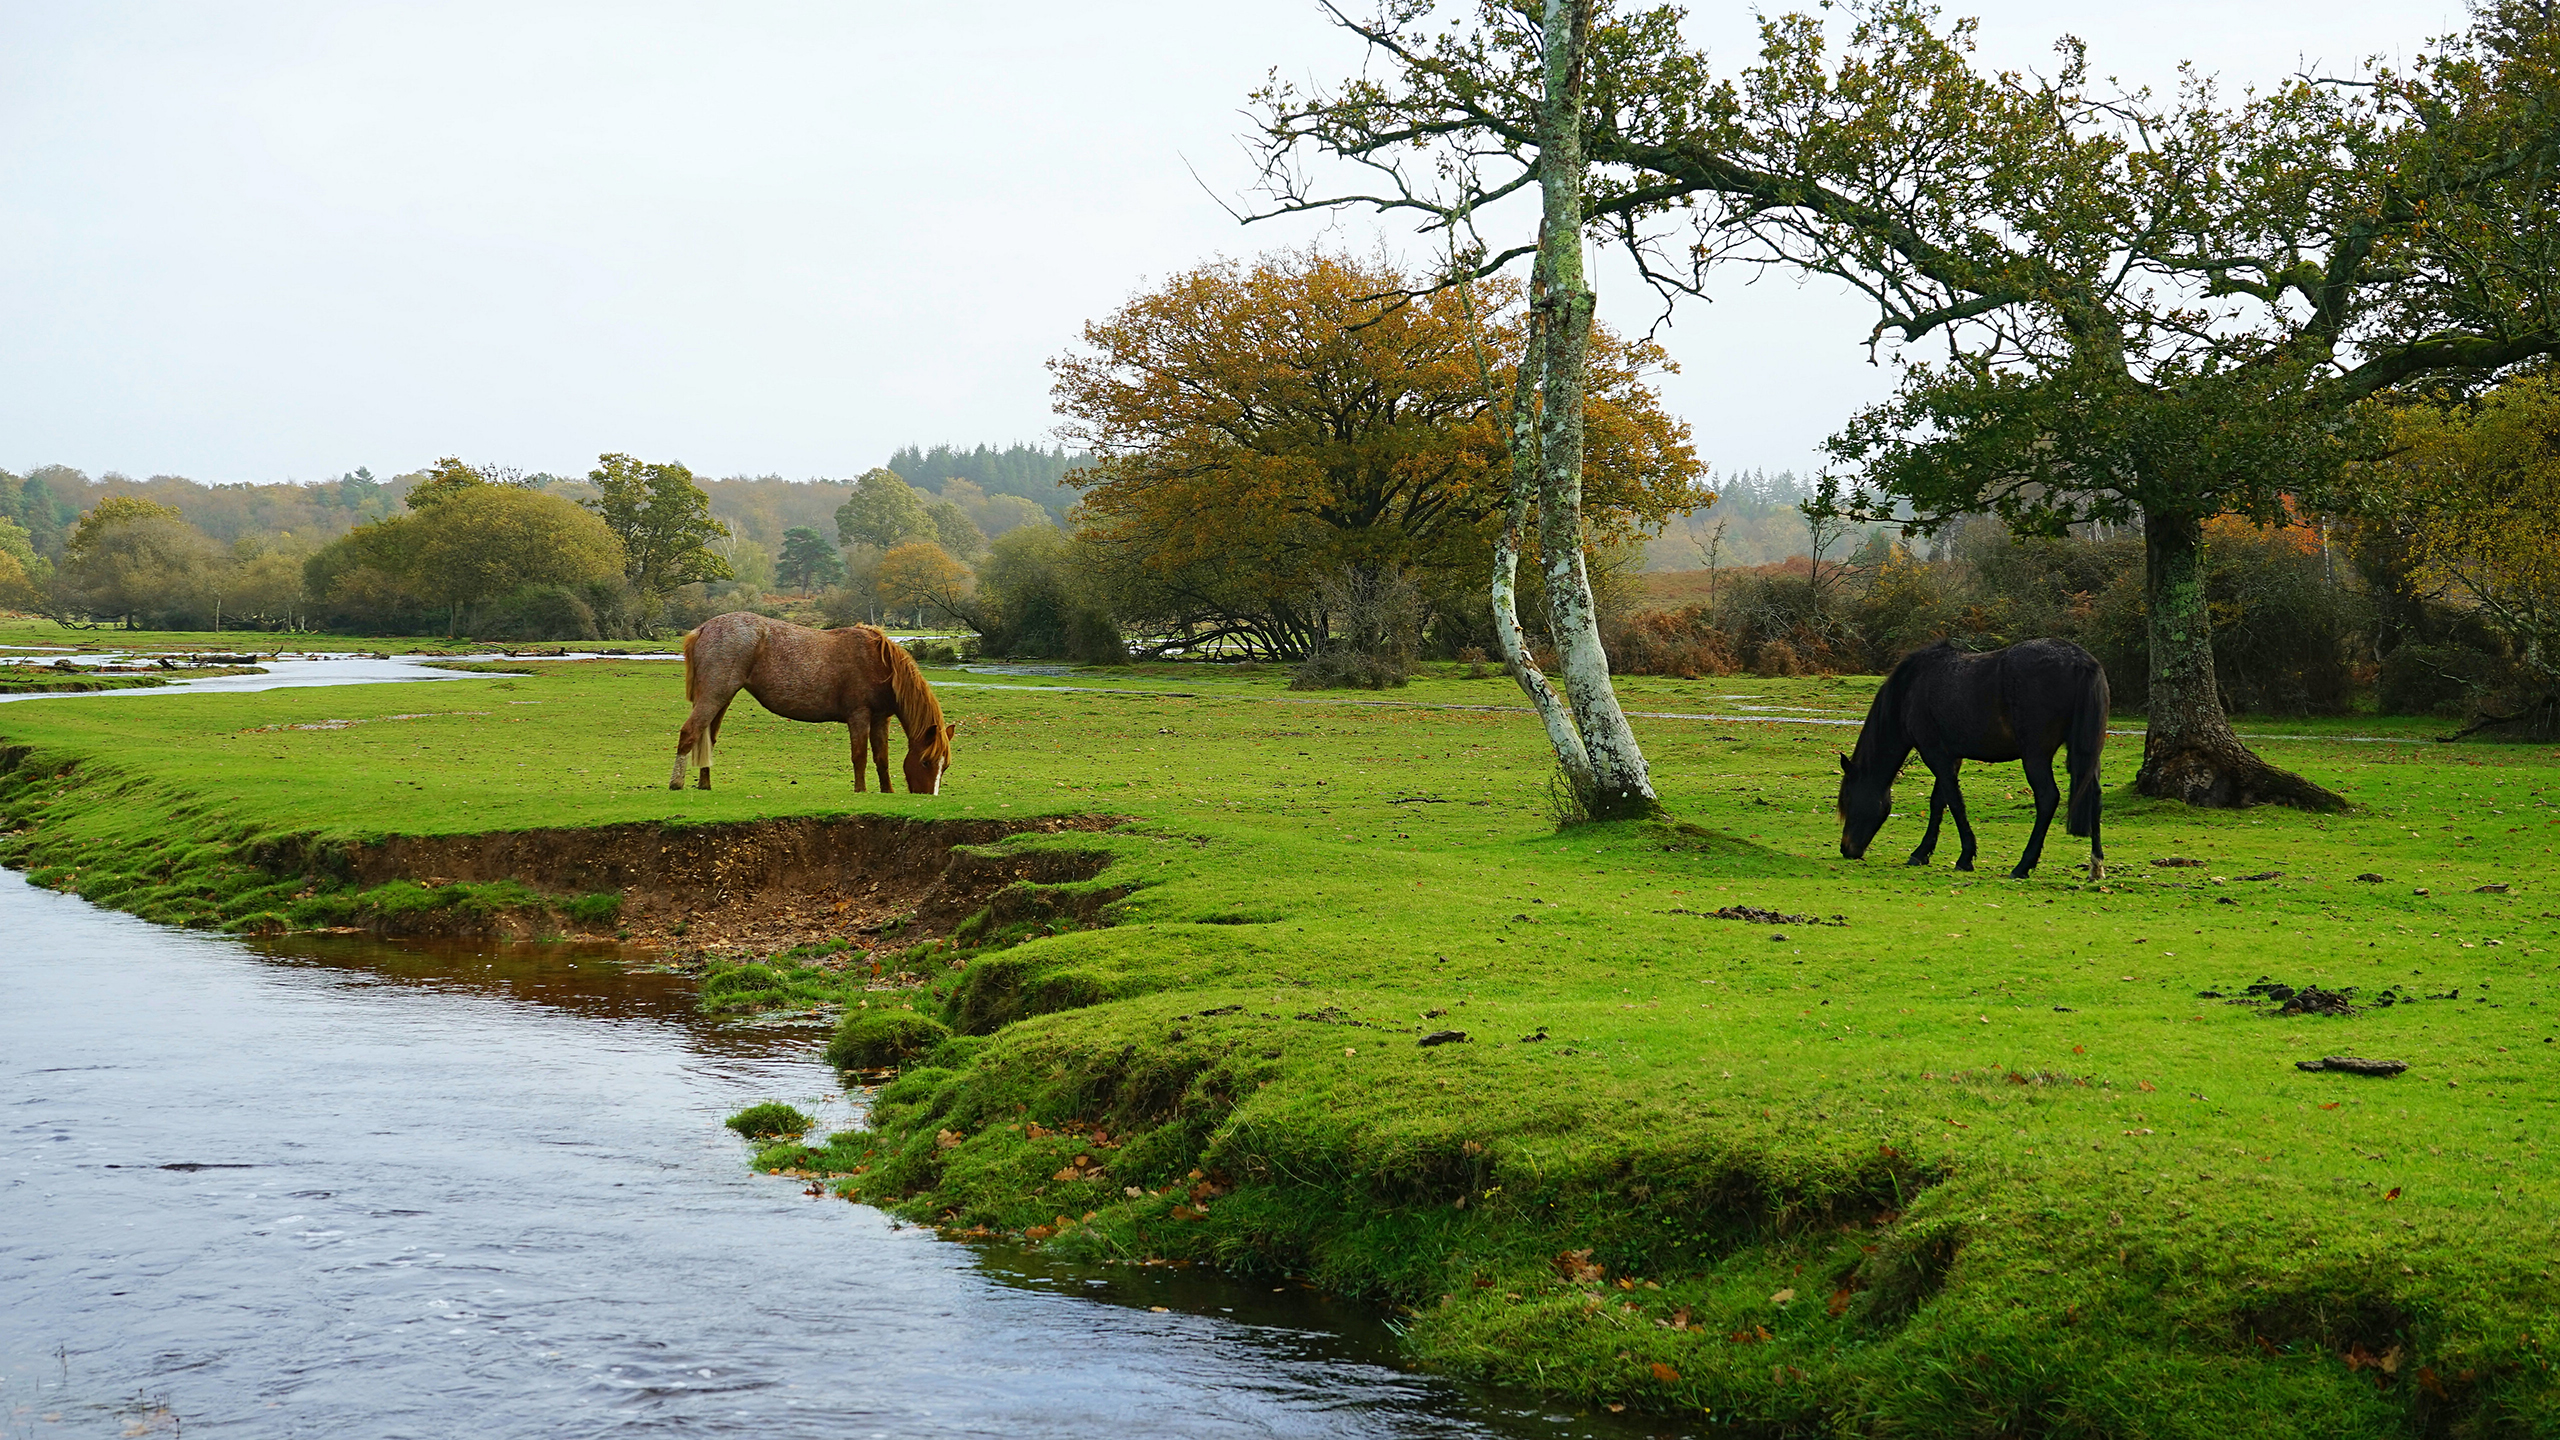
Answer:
[349,813,1129,958]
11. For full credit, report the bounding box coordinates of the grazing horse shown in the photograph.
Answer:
[1836,638,2108,880]
[671,613,956,794]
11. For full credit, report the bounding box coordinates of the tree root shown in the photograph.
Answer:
[2135,736,2346,812]
[2438,692,2560,744]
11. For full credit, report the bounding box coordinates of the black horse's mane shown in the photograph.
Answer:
[1851,641,1956,770]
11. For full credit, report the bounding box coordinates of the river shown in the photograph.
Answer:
[0,868,1673,1438]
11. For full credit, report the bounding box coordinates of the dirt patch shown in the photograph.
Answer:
[346,813,1129,956]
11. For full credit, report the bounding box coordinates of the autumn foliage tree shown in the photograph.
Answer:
[1050,248,1699,659]
[2367,374,2560,737]
[876,539,971,626]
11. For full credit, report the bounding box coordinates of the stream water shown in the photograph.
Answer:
[0,869,1675,1438]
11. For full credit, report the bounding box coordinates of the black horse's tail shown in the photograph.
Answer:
[2066,662,2110,839]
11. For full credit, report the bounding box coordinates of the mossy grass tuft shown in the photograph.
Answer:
[723,1101,814,1141]
[825,1009,951,1070]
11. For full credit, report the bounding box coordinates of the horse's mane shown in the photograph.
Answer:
[1853,641,1954,768]
[878,630,949,761]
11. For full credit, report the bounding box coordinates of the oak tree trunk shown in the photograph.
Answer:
[2134,508,2345,810]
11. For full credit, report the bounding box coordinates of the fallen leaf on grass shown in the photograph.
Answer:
[1770,1287,1796,1305]
[1828,1289,1853,1317]
[1651,1362,1682,1383]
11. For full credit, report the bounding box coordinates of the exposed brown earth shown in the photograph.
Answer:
[347,813,1128,958]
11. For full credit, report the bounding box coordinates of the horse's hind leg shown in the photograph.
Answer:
[2012,752,2061,879]
[846,709,870,791]
[869,715,894,792]
[1907,770,1952,866]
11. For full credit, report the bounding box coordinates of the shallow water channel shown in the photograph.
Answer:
[1,870,1677,1438]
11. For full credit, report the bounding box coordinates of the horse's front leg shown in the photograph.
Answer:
[846,709,870,792]
[1944,765,1979,871]
[672,693,733,790]
[870,715,894,792]
[2012,752,2062,879]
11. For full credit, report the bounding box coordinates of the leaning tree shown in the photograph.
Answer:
[1255,0,2560,809]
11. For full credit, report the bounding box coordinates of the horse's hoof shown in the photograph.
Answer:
[1954,860,1974,872]
[1904,856,1931,867]
[2009,866,2033,880]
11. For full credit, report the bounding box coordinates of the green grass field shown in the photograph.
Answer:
[3,655,2556,1435]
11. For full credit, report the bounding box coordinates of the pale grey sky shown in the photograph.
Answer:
[0,1,2460,487]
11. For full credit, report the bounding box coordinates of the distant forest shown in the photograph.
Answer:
[3,452,1840,579]
[1641,469,1888,571]
[0,465,405,561]
[0,445,1091,565]
[886,444,1086,520]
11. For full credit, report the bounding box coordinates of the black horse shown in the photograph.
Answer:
[1836,638,2110,880]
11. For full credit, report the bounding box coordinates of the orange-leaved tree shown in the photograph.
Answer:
[1049,248,1699,661]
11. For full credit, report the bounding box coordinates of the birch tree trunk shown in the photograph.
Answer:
[1529,0,1656,819]
[1482,280,1596,791]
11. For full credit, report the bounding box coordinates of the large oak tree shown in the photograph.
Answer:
[1254,0,2560,810]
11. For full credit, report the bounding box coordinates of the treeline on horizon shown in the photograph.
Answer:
[0,444,1093,641]
[0,443,1089,565]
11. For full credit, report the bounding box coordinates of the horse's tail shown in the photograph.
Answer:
[2066,661,2110,839]
[681,627,700,702]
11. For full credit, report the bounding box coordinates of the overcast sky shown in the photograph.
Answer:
[0,0,2461,488]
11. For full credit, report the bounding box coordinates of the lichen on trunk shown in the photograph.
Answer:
[1524,0,1655,820]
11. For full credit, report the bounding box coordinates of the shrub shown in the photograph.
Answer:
[477,584,599,641]
[824,1009,951,1070]
[1601,607,1736,677]
[903,637,966,665]
[562,892,621,928]
[1290,647,1408,689]
[2091,518,2366,715]
[724,1101,813,1140]
[2378,642,2512,717]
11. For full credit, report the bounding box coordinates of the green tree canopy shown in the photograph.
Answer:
[924,499,985,561]
[581,453,733,603]
[834,469,933,551]
[406,486,626,636]
[776,525,848,594]
[58,501,218,628]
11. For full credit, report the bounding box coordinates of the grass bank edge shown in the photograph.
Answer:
[0,738,1139,941]
[711,823,2553,1437]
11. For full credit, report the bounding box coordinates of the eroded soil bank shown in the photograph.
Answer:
[342,813,1131,956]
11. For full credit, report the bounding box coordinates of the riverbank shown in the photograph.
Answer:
[3,656,2555,1435]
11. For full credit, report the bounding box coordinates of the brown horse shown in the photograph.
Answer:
[671,613,956,793]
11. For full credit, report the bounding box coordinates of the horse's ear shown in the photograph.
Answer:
[946,720,962,739]
[1838,752,1851,773]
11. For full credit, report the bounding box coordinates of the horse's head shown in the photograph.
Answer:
[1837,751,1890,859]
[904,720,957,795]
